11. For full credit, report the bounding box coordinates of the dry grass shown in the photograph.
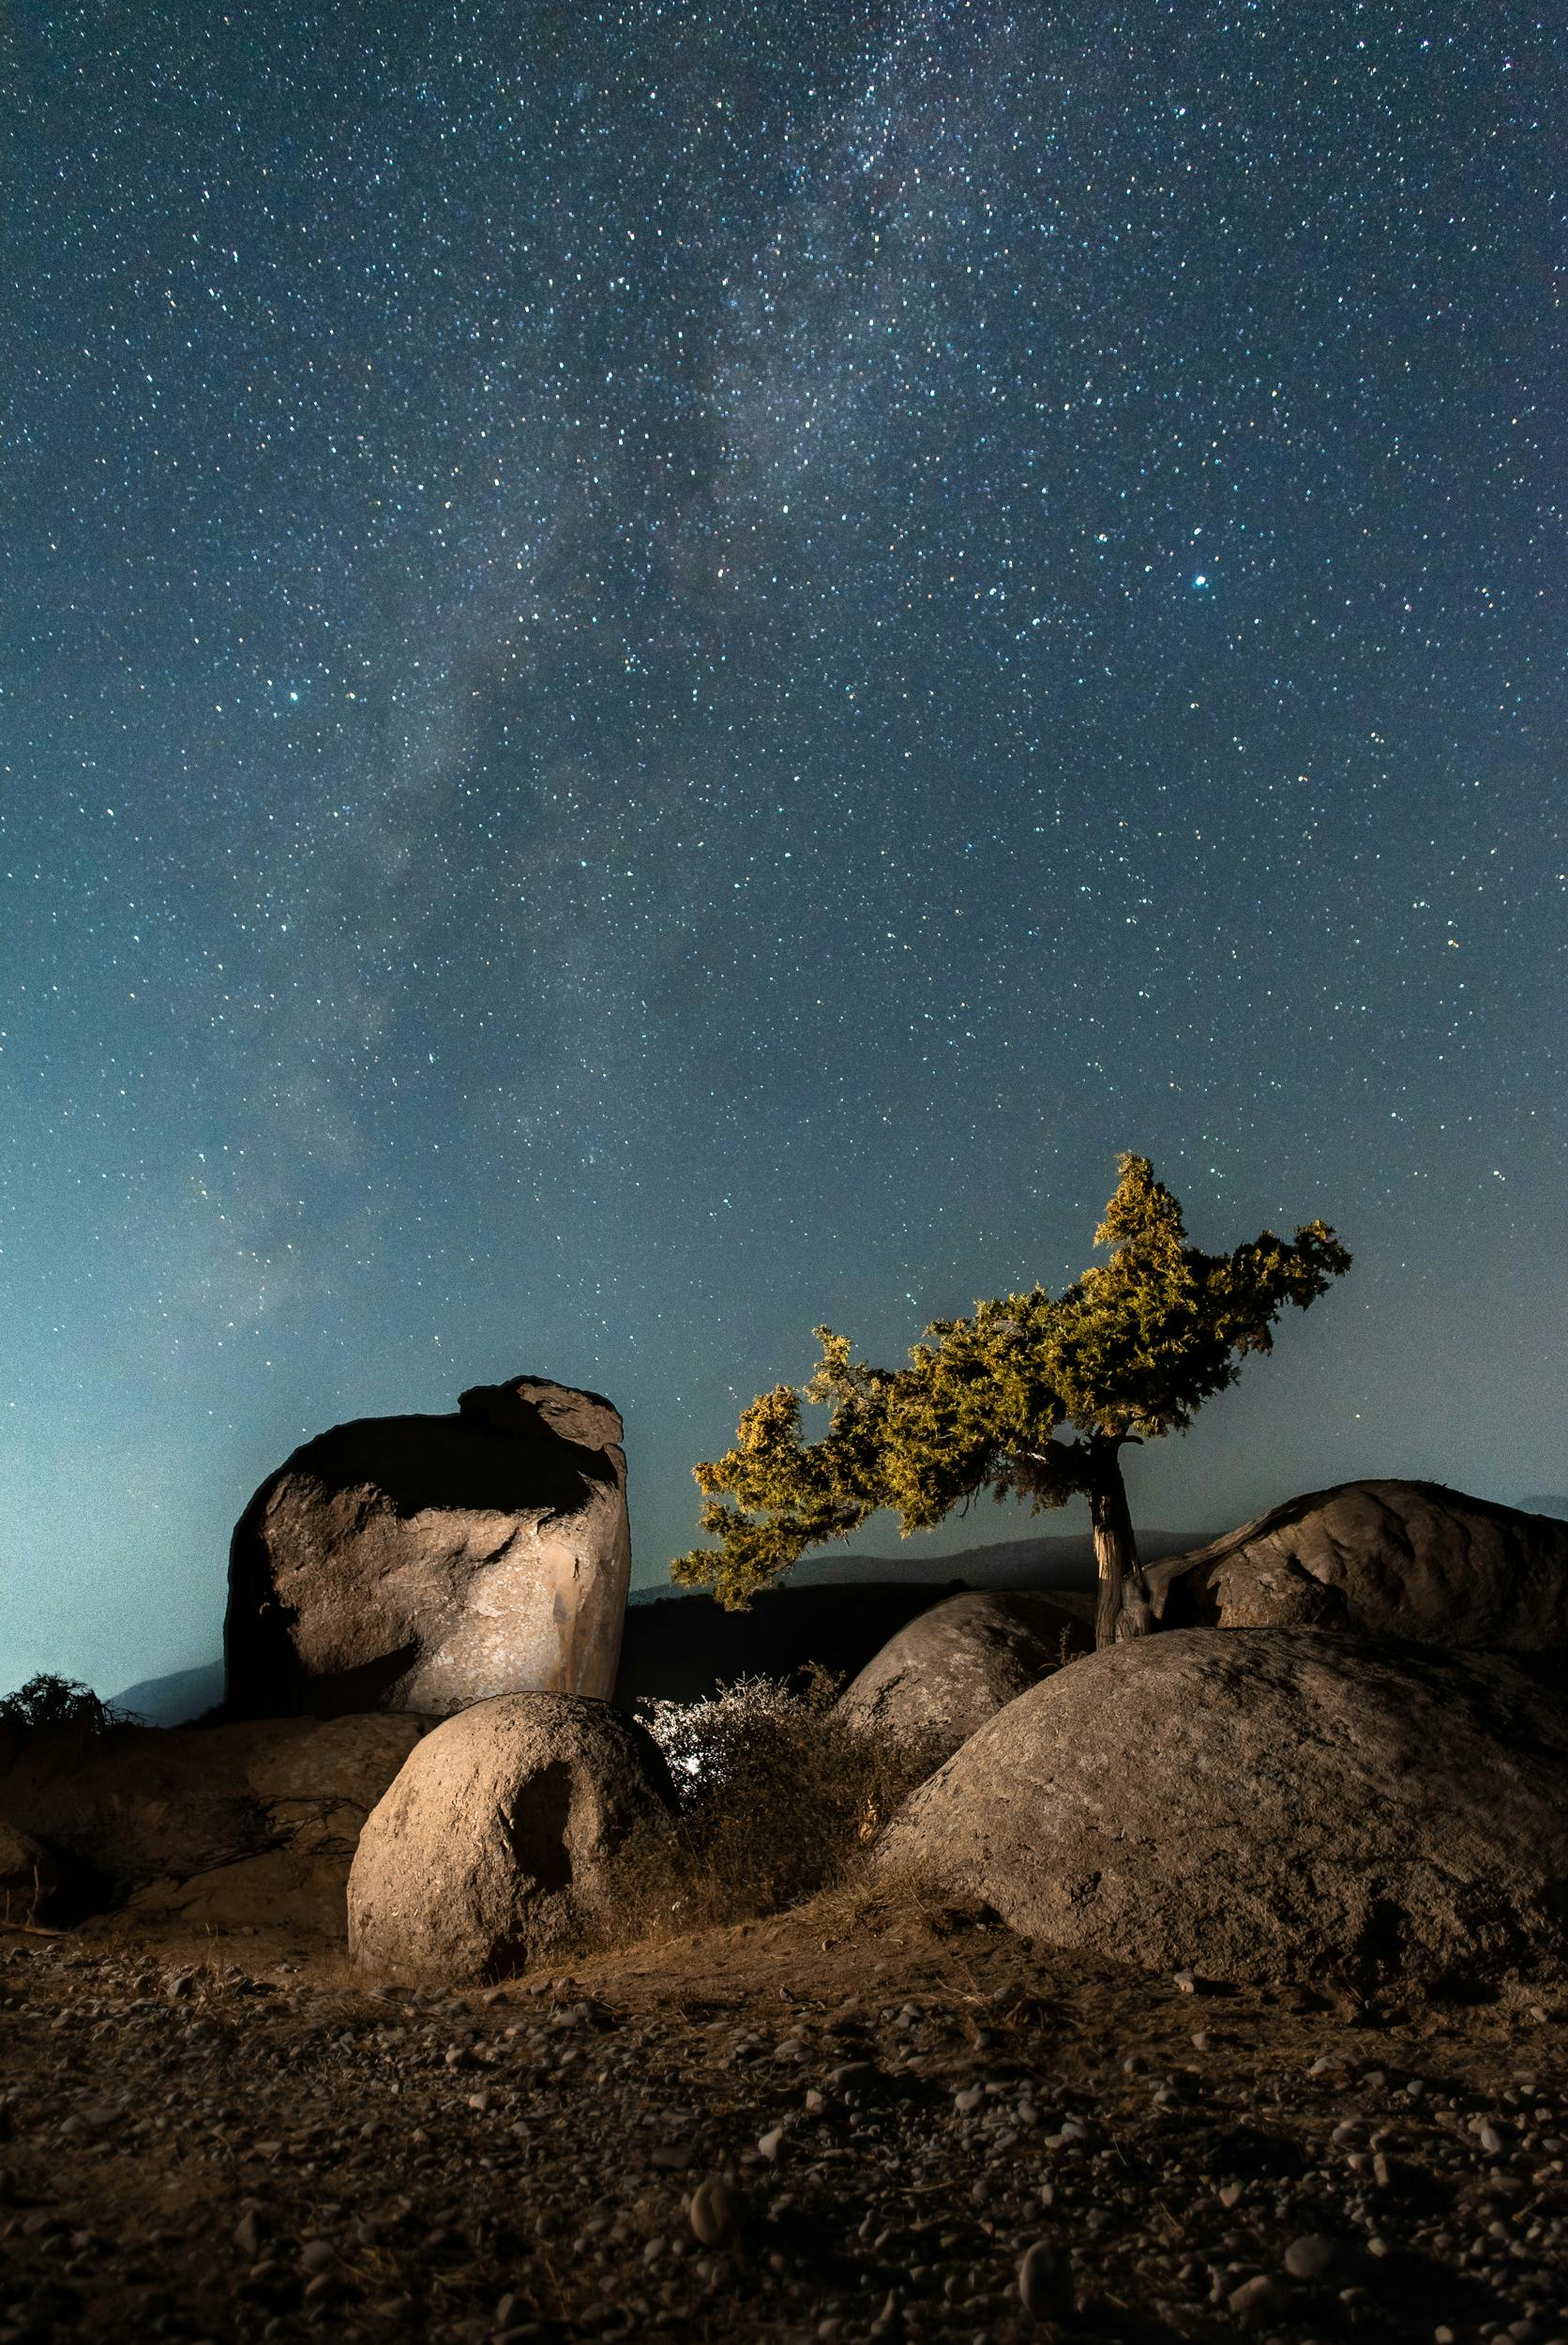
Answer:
[592,1670,946,1953]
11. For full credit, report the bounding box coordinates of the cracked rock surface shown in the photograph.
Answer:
[1148,1482,1568,1649]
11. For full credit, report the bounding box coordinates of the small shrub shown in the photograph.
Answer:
[611,1667,944,1944]
[0,1673,142,1734]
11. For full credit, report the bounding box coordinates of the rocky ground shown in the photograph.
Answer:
[1,1893,1564,2345]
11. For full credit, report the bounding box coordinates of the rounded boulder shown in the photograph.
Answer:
[1148,1479,1568,1649]
[835,1590,1093,1764]
[874,1627,1568,1992]
[348,1693,676,1982]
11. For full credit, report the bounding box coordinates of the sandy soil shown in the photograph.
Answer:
[1,1892,1563,2345]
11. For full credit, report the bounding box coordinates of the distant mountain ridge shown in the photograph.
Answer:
[629,1527,1211,1604]
[108,1659,225,1728]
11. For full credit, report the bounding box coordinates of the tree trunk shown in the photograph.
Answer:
[1089,1438,1154,1649]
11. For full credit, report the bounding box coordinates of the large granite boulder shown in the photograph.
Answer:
[0,1712,434,1937]
[875,1628,1568,1993]
[1147,1480,1568,1649]
[836,1591,1094,1764]
[225,1375,631,1718]
[348,1693,676,1982]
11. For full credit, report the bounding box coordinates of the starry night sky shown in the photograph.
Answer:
[2,3,1563,1696]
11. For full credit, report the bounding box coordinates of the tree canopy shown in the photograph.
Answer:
[671,1154,1350,1633]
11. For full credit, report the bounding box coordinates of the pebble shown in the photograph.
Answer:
[1017,2239,1074,2322]
[233,2211,266,2259]
[688,2178,740,2247]
[828,2062,879,2098]
[1283,2234,1341,2281]
[1227,2272,1287,2324]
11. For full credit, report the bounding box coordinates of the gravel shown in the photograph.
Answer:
[0,1922,1564,2344]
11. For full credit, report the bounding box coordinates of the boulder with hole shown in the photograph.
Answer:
[347,1692,677,1982]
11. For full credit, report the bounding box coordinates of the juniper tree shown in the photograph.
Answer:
[671,1155,1350,1647]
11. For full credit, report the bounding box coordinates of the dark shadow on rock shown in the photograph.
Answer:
[243,1412,616,1526]
[279,1641,424,1720]
[225,1375,632,1720]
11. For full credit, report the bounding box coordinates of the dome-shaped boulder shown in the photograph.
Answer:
[1148,1480,1568,1649]
[835,1591,1093,1764]
[348,1693,676,1982]
[875,1627,1568,1993]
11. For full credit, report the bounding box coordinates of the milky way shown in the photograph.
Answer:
[2,3,1563,1690]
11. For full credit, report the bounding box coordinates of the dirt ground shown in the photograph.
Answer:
[1,1890,1564,2345]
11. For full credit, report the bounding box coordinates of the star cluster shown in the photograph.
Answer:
[1,2,1562,1689]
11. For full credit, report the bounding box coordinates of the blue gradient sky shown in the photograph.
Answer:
[2,2,1563,1696]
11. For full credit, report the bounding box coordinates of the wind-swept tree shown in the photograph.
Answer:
[672,1156,1350,1647]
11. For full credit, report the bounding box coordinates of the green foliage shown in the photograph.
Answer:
[672,1154,1350,1609]
[0,1672,140,1733]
